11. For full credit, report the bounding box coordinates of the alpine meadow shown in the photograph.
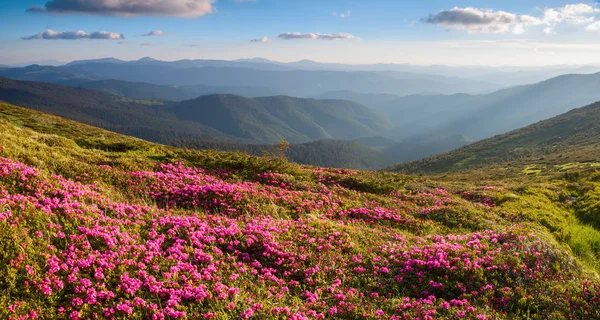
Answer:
[1,1,600,319]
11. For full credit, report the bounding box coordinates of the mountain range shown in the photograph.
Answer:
[0,60,501,97]
[0,77,392,143]
[388,100,600,173]
[3,57,600,171]
[368,72,600,142]
[0,77,397,169]
[60,79,281,101]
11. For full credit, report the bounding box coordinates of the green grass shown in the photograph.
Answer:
[2,101,600,275]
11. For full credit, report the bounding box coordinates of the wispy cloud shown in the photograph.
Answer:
[22,29,125,40]
[250,36,269,43]
[332,9,351,19]
[143,30,168,36]
[586,20,600,31]
[277,32,357,41]
[27,0,216,18]
[424,3,600,34]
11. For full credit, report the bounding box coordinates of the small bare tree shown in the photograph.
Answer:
[274,138,290,161]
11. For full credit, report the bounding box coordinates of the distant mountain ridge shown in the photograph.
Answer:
[0,60,500,97]
[376,72,600,143]
[58,79,281,101]
[60,57,600,86]
[388,100,600,173]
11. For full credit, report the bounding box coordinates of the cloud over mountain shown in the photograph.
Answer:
[22,29,125,40]
[143,30,168,36]
[250,36,269,43]
[424,3,599,34]
[277,32,356,40]
[27,0,216,18]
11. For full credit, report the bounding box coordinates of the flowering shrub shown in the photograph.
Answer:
[0,155,599,319]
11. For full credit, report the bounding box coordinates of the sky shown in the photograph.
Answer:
[1,0,600,66]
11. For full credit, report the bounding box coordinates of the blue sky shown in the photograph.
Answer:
[1,0,600,66]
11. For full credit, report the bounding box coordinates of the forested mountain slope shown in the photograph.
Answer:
[167,95,393,143]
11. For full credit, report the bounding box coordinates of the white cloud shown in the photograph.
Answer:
[277,32,356,41]
[22,29,124,40]
[425,3,600,35]
[250,36,269,43]
[424,7,542,34]
[586,21,600,31]
[278,32,318,40]
[143,30,168,36]
[317,33,356,40]
[543,27,557,34]
[541,3,598,25]
[27,0,216,18]
[333,9,351,19]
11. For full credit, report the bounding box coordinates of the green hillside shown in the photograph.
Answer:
[0,77,236,144]
[167,94,393,143]
[1,101,600,318]
[388,101,600,174]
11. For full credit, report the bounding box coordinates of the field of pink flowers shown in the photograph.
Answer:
[1,153,599,319]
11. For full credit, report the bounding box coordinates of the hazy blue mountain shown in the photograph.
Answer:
[379,72,600,142]
[352,136,398,151]
[19,57,600,88]
[65,58,127,66]
[124,57,295,71]
[383,134,474,164]
[59,63,496,96]
[1,59,504,96]
[470,66,600,87]
[0,65,94,83]
[168,57,600,86]
[5,60,65,67]
[59,79,282,101]
[313,91,401,108]
[376,93,478,139]
[438,72,600,141]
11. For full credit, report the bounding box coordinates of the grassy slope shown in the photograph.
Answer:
[1,102,600,318]
[388,101,600,175]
